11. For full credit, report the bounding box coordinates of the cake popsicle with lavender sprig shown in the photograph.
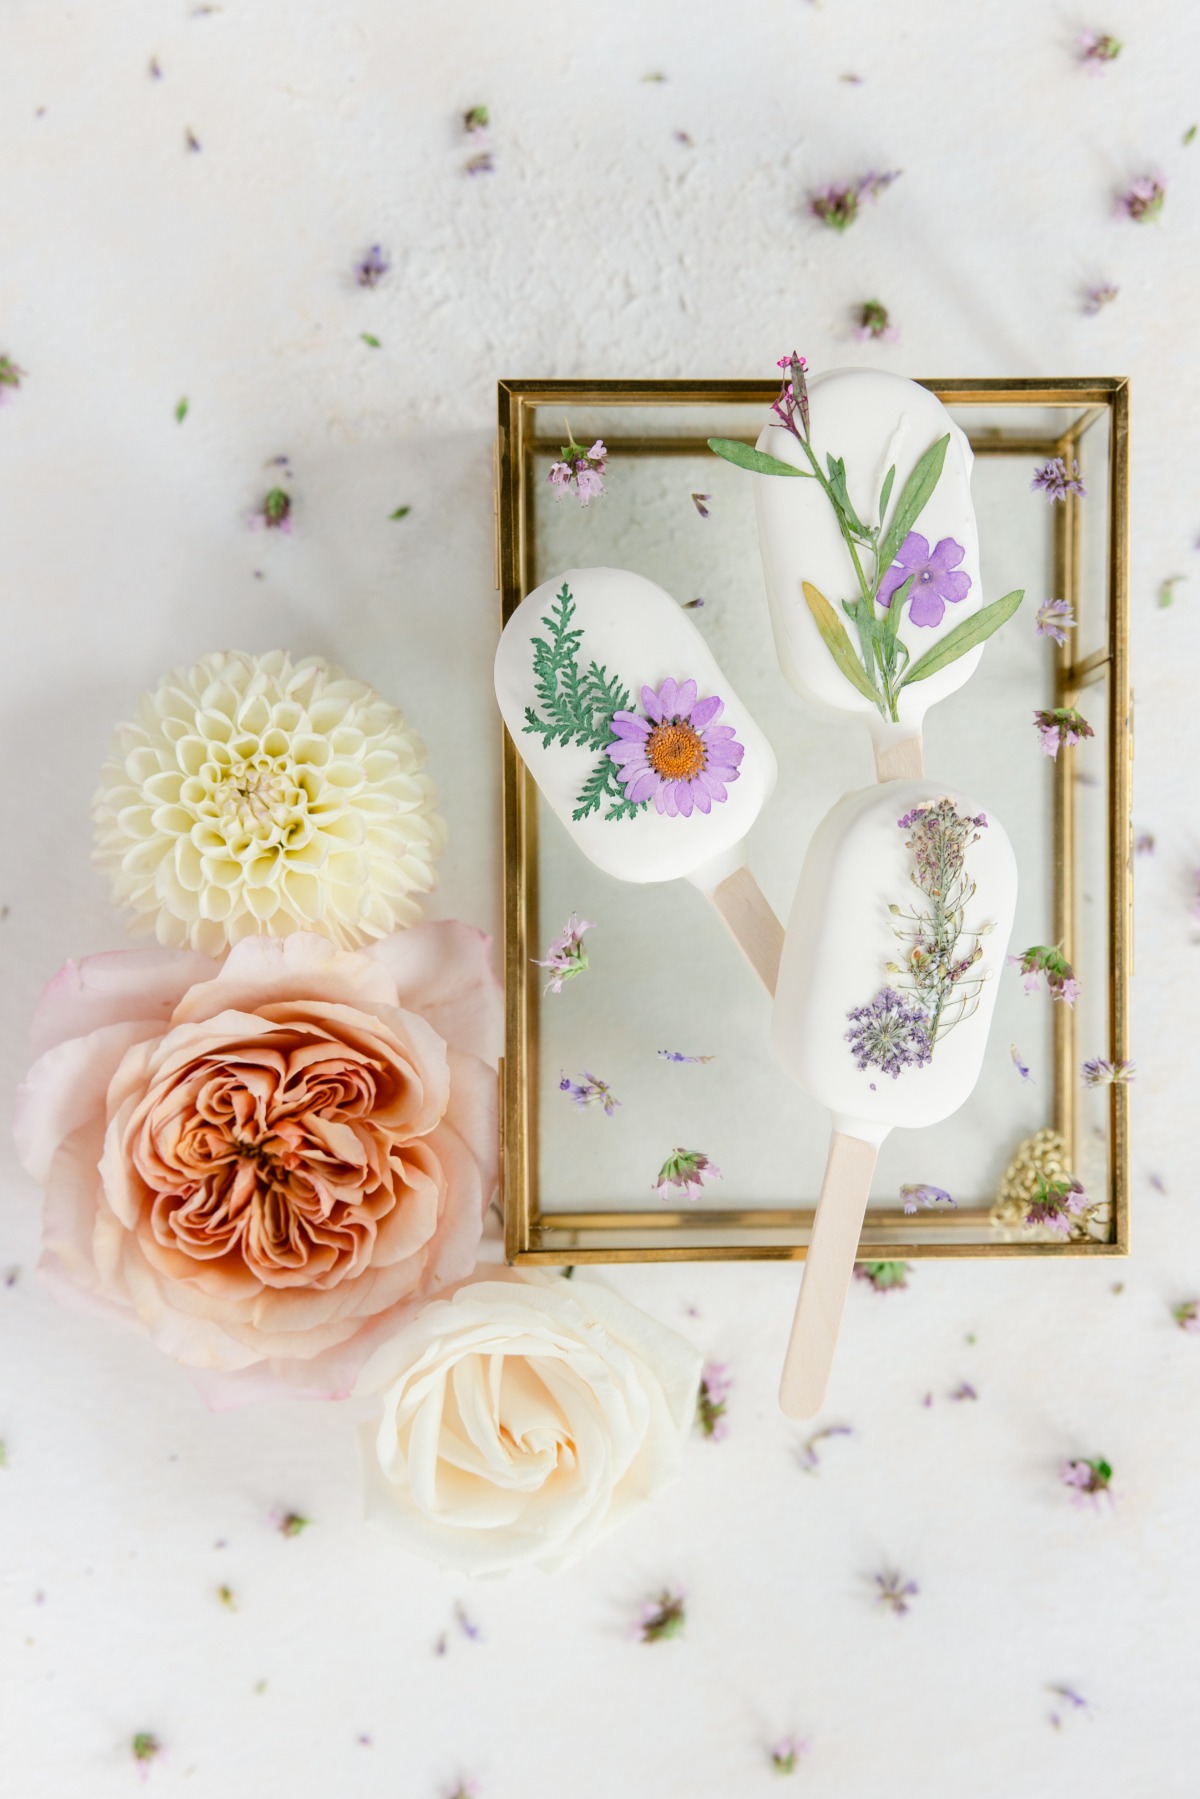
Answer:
[711,359,1024,782]
[772,780,1017,1416]
[495,566,783,992]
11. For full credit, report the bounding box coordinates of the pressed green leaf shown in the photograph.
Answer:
[878,463,895,523]
[361,332,382,348]
[874,434,950,595]
[900,589,1024,686]
[175,397,189,423]
[389,505,411,520]
[707,437,813,478]
[883,574,913,642]
[803,582,881,703]
[826,453,867,533]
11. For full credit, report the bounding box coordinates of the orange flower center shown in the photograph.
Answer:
[646,720,705,780]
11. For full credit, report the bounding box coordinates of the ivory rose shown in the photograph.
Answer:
[14,925,500,1400]
[354,1270,703,1574]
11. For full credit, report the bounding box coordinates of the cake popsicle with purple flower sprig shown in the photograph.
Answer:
[711,360,1023,782]
[772,780,1017,1416]
[495,567,783,992]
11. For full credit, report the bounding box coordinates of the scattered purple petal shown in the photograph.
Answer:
[1033,707,1094,758]
[657,1049,715,1064]
[1047,1684,1092,1729]
[1150,1172,1167,1194]
[809,169,901,232]
[654,1148,720,1202]
[1118,174,1165,222]
[1035,597,1075,644]
[1011,1044,1034,1082]
[1082,1057,1135,1087]
[690,493,712,518]
[354,244,390,288]
[185,128,202,153]
[874,1570,918,1616]
[681,596,705,610]
[899,1183,956,1216]
[1031,457,1087,502]
[1135,832,1154,855]
[466,151,494,176]
[697,1362,732,1440]
[559,1072,620,1117]
[635,1591,686,1643]
[797,1423,853,1475]
[455,1601,482,1642]
[1059,1456,1113,1506]
[533,913,594,994]
[1083,283,1119,316]
[949,1381,978,1402]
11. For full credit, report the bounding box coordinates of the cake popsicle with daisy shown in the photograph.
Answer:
[494,566,782,992]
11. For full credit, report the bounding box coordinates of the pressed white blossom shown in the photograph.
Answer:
[94,650,446,953]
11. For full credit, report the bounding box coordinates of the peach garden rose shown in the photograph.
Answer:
[14,924,500,1401]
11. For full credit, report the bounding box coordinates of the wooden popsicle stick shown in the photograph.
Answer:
[873,734,924,782]
[779,1130,879,1419]
[708,865,785,995]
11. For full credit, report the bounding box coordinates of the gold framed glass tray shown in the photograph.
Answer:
[495,378,1131,1265]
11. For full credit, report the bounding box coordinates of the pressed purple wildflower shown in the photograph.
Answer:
[1009,944,1079,1003]
[899,1183,956,1215]
[697,1362,732,1440]
[1011,1044,1034,1082]
[355,244,390,288]
[532,913,594,994]
[1031,457,1087,502]
[654,1148,720,1202]
[809,169,901,231]
[1059,1456,1113,1505]
[1078,30,1122,65]
[636,1591,686,1643]
[132,1733,161,1765]
[1084,283,1119,315]
[558,1072,620,1116]
[1118,175,1165,222]
[1082,1057,1135,1087]
[1173,1299,1200,1333]
[463,104,489,134]
[854,1261,910,1292]
[1025,1175,1090,1235]
[465,151,494,176]
[1035,598,1075,645]
[876,532,971,627]
[846,988,933,1079]
[607,677,744,818]
[770,1736,810,1774]
[854,298,898,343]
[548,437,606,507]
[874,1570,918,1616]
[1034,707,1094,759]
[274,1509,310,1537]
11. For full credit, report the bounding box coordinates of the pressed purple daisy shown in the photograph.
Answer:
[606,677,744,818]
[876,532,971,627]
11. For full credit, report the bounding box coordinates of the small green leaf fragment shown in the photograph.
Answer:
[361,333,382,348]
[875,434,951,595]
[707,437,813,478]
[900,589,1024,686]
[389,505,411,521]
[883,574,912,641]
[802,581,882,704]
[175,396,189,423]
[878,463,896,522]
[1184,124,1197,146]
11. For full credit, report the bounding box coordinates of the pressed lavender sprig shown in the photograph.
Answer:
[1172,1299,1199,1333]
[874,1570,918,1616]
[1059,1456,1113,1506]
[696,1362,732,1440]
[1009,943,1079,1003]
[354,244,390,288]
[654,1149,720,1202]
[548,436,606,506]
[1083,283,1119,315]
[636,1591,686,1643]
[558,1072,620,1116]
[854,1260,910,1292]
[809,169,902,231]
[533,913,594,993]
[1118,175,1165,222]
[1025,1174,1090,1235]
[899,1183,956,1215]
[854,298,898,342]
[769,1736,810,1774]
[1082,1057,1135,1087]
[1035,598,1075,645]
[1031,457,1087,502]
[1033,707,1094,759]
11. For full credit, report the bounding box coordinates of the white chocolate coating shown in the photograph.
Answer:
[772,780,1017,1145]
[494,567,777,886]
[754,367,982,757]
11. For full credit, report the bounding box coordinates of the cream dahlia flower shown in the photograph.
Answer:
[94,651,446,955]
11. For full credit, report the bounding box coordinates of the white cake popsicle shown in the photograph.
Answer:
[495,566,783,992]
[772,778,1017,1415]
[754,367,984,781]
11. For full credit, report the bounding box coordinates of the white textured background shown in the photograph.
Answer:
[2,3,1198,1795]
